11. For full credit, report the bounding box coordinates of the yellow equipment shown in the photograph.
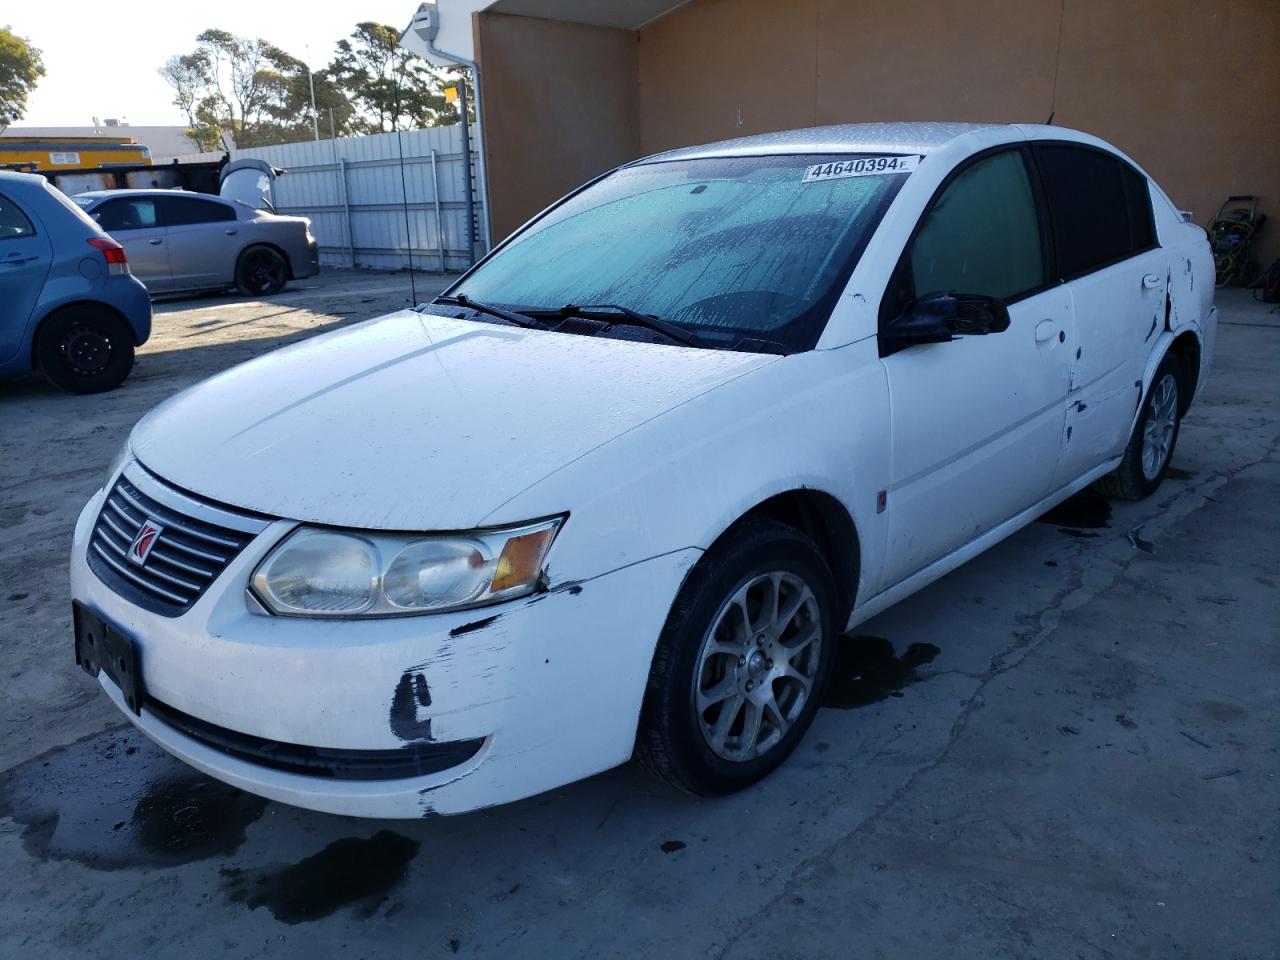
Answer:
[0,136,152,171]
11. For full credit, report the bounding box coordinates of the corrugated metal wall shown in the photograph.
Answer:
[228,125,482,273]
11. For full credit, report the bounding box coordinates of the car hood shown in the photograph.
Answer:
[130,310,774,529]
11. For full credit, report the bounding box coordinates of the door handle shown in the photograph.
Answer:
[148,238,164,245]
[225,229,238,236]
[2,255,38,265]
[1142,273,1162,289]
[1034,319,1057,343]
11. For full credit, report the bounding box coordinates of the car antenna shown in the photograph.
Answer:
[394,63,418,307]
[1045,110,1055,125]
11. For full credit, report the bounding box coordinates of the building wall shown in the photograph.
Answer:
[476,1,1280,265]
[637,0,1280,263]
[475,12,640,241]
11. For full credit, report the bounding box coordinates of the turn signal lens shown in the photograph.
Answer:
[491,527,558,594]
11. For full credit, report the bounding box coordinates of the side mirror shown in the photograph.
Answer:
[886,291,1011,348]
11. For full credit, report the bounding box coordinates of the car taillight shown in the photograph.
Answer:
[87,236,127,264]
[88,236,130,275]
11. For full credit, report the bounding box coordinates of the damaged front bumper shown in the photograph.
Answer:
[69,485,699,818]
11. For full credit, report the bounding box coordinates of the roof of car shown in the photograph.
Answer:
[639,121,1009,164]
[0,170,48,185]
[73,188,227,201]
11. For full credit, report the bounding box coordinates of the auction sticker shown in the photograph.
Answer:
[803,155,920,182]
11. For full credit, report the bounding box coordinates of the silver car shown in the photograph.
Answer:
[72,189,319,297]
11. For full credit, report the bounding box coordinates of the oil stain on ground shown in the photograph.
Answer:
[824,636,941,709]
[223,830,420,924]
[0,726,266,870]
[1035,488,1112,533]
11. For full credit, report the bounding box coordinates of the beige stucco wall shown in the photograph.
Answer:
[475,12,640,241]
[477,1,1280,265]
[638,0,1280,264]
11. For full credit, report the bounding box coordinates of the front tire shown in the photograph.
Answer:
[637,520,838,796]
[35,305,135,394]
[235,245,288,297]
[1094,354,1183,500]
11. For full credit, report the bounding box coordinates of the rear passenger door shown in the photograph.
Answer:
[93,197,171,291]
[160,196,242,292]
[1033,144,1167,488]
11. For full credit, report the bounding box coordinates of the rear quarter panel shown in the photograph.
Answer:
[250,216,316,279]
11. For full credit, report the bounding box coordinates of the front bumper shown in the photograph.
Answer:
[70,477,698,818]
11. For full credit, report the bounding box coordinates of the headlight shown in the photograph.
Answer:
[250,517,565,618]
[104,439,131,488]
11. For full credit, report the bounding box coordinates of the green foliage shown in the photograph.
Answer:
[158,21,457,148]
[0,26,45,128]
[327,22,457,133]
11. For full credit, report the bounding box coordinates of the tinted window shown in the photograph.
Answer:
[1121,164,1156,251]
[898,149,1046,308]
[1034,144,1154,278]
[450,153,910,352]
[95,198,158,232]
[163,196,236,226]
[0,193,36,239]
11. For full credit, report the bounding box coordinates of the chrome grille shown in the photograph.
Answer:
[87,471,267,616]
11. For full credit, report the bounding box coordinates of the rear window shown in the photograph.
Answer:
[0,192,36,239]
[46,184,106,232]
[1033,144,1157,279]
[163,196,236,225]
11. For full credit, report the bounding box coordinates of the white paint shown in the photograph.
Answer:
[71,122,1216,817]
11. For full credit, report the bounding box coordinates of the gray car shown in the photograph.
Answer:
[72,189,319,297]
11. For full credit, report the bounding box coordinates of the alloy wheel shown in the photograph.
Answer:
[244,250,286,294]
[694,571,823,762]
[1141,372,1178,480]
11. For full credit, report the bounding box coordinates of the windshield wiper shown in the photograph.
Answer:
[553,303,700,347]
[433,294,546,330]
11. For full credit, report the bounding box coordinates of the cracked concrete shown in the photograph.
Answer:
[0,287,1276,958]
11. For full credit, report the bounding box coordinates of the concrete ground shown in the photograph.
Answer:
[0,278,1276,959]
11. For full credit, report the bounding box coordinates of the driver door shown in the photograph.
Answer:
[878,146,1075,587]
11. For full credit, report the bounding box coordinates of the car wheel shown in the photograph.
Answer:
[1094,354,1183,501]
[235,245,288,297]
[637,519,838,796]
[35,305,135,394]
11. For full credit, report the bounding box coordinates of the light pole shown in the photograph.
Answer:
[305,47,320,141]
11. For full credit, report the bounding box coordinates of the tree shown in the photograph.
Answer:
[327,22,452,133]
[159,30,320,150]
[0,27,45,129]
[159,52,221,151]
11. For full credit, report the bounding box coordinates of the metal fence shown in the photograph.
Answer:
[226,126,482,273]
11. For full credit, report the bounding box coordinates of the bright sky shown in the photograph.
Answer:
[6,1,419,126]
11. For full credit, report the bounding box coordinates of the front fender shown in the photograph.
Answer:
[484,340,893,601]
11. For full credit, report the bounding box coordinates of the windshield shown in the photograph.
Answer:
[448,153,912,351]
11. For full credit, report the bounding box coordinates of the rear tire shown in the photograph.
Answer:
[35,305,135,394]
[1094,354,1183,500]
[636,519,838,796]
[235,245,288,297]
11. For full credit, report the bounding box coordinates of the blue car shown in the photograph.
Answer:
[0,171,151,393]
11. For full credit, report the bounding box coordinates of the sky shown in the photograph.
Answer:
[6,1,420,127]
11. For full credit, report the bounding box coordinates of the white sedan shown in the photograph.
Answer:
[70,122,1215,817]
